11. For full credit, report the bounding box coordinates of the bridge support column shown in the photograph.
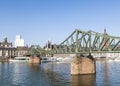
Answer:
[28,55,41,64]
[71,54,96,75]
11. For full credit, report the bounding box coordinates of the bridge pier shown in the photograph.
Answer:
[71,54,96,75]
[28,55,41,64]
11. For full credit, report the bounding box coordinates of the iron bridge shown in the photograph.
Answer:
[47,29,120,54]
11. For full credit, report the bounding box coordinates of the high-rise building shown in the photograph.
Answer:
[15,35,25,47]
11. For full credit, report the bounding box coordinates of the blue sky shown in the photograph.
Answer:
[0,0,120,47]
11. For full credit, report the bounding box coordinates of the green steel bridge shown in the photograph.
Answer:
[48,29,120,54]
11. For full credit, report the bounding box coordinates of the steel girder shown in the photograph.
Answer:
[49,29,120,54]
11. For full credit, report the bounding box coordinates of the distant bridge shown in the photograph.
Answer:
[48,29,120,55]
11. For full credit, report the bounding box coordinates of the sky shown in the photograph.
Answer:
[0,0,120,47]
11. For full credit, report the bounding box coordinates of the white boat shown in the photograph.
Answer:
[9,57,29,62]
[41,56,72,63]
[9,59,28,62]
[114,57,120,61]
[41,57,57,63]
[56,57,64,62]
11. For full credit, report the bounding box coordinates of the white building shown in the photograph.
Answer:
[15,35,25,48]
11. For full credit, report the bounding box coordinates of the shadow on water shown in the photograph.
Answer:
[71,74,96,86]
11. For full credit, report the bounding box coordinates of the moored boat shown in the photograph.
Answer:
[9,57,29,62]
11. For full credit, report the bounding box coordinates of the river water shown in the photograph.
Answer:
[0,61,120,86]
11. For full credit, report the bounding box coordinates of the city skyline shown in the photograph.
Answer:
[0,0,120,47]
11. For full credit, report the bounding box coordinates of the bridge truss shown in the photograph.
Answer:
[49,29,120,54]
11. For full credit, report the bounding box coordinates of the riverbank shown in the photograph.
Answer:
[0,58,9,62]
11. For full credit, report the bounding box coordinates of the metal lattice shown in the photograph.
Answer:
[49,29,120,54]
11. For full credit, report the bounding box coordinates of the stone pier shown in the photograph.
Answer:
[71,55,96,75]
[28,55,41,64]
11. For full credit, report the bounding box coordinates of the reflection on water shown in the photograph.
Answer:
[71,74,95,86]
[1,61,120,86]
[28,63,40,70]
[96,61,120,86]
[40,62,71,86]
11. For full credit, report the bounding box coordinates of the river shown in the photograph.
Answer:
[0,61,120,86]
